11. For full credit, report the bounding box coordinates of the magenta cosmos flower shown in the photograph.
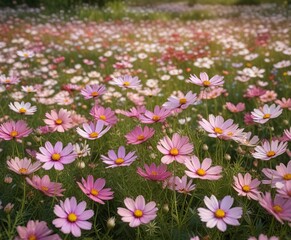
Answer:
[44,108,73,132]
[188,72,224,88]
[0,120,32,140]
[117,195,158,227]
[117,106,146,119]
[77,175,114,204]
[7,157,41,175]
[80,84,106,99]
[36,141,77,170]
[139,105,171,124]
[125,126,155,145]
[258,192,291,224]
[53,196,94,237]
[184,156,222,180]
[15,220,61,240]
[76,121,111,140]
[225,102,245,113]
[26,175,65,197]
[276,181,291,199]
[112,75,141,89]
[137,163,172,181]
[101,146,137,168]
[251,104,282,124]
[90,105,118,126]
[163,91,197,110]
[164,175,196,195]
[9,101,37,115]
[252,140,287,161]
[198,195,243,232]
[233,173,261,200]
[157,133,193,164]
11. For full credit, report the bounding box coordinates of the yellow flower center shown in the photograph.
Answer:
[283,174,291,180]
[19,168,28,174]
[19,108,26,113]
[67,213,77,222]
[123,81,130,87]
[263,113,271,119]
[100,115,106,120]
[5,78,11,83]
[203,80,211,87]
[170,148,179,156]
[179,98,187,104]
[266,151,275,157]
[90,188,99,196]
[51,153,61,161]
[214,127,223,134]
[137,135,145,141]
[242,185,251,192]
[215,209,225,218]
[89,132,99,138]
[55,119,63,125]
[273,205,282,213]
[134,209,143,218]
[196,168,206,176]
[41,186,49,191]
[115,158,124,165]
[10,130,18,137]
[152,115,160,121]
[23,53,29,58]
[91,91,99,97]
[151,171,158,176]
[28,235,37,240]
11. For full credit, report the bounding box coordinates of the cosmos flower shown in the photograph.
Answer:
[89,105,118,126]
[112,75,141,89]
[137,163,172,181]
[139,105,171,124]
[7,157,42,175]
[251,104,282,124]
[80,84,106,100]
[44,108,73,132]
[284,127,291,141]
[163,91,197,110]
[117,106,146,119]
[0,120,32,140]
[252,140,287,161]
[0,73,20,85]
[276,181,291,199]
[225,102,245,113]
[9,101,37,115]
[233,173,261,200]
[164,175,196,195]
[76,121,111,140]
[188,72,224,87]
[248,234,279,240]
[17,50,34,58]
[125,126,155,145]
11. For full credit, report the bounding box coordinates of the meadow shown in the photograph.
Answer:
[0,2,290,240]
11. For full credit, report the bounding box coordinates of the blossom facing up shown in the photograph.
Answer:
[0,73,20,85]
[117,195,158,227]
[112,75,141,89]
[139,105,171,124]
[251,104,282,124]
[233,173,261,200]
[157,133,194,164]
[188,72,224,88]
[26,175,65,197]
[137,163,172,181]
[7,157,42,175]
[80,84,107,100]
[76,121,111,140]
[164,175,196,195]
[0,120,32,140]
[163,91,197,110]
[252,140,287,161]
[44,108,73,132]
[77,175,114,204]
[184,156,222,180]
[101,146,137,168]
[125,126,155,145]
[53,197,94,237]
[89,105,118,126]
[36,141,77,170]
[9,101,37,115]
[17,50,34,58]
[198,195,243,232]
[15,220,61,240]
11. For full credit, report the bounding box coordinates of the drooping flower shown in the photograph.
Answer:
[275,97,291,110]
[163,91,197,110]
[225,102,245,113]
[137,163,172,181]
[276,181,291,199]
[112,75,141,89]
[163,175,196,195]
[26,175,65,197]
[44,108,73,132]
[139,105,171,124]
[117,195,158,227]
[15,220,61,240]
[252,140,287,161]
[76,121,111,140]
[53,197,94,237]
[157,133,193,164]
[0,120,32,140]
[36,141,77,170]
[184,156,222,180]
[9,101,37,115]
[80,84,106,100]
[251,104,282,124]
[77,175,114,204]
[101,146,137,168]
[233,173,261,200]
[188,72,224,88]
[284,127,291,141]
[235,132,259,146]
[125,126,155,145]
[117,106,146,119]
[89,105,118,126]
[198,195,243,232]
[7,157,42,175]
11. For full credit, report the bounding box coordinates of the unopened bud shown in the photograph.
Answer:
[107,217,116,229]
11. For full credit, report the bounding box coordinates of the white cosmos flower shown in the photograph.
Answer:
[9,101,37,115]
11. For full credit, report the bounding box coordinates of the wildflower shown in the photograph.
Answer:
[4,203,14,213]
[90,105,118,126]
[276,181,291,198]
[251,104,282,124]
[236,132,259,146]
[73,142,91,157]
[7,157,41,175]
[139,105,171,124]
[198,195,243,232]
[0,120,32,140]
[81,84,106,100]
[53,197,94,237]
[163,91,197,110]
[112,75,141,89]
[9,101,37,115]
[76,121,111,140]
[44,108,73,132]
[137,163,172,181]
[284,127,291,140]
[77,175,114,204]
[17,50,34,58]
[117,106,146,119]
[233,173,261,200]
[275,97,291,110]
[164,175,196,195]
[225,102,245,113]
[0,73,20,85]
[252,140,287,161]
[125,126,155,145]
[248,234,279,240]
[117,195,158,227]
[188,72,224,87]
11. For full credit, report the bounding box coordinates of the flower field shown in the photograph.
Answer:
[0,3,290,240]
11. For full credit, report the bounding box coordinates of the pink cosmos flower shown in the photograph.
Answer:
[80,84,106,99]
[275,97,291,110]
[163,175,196,195]
[157,133,194,164]
[276,181,291,198]
[36,141,77,170]
[284,127,291,140]
[101,146,137,168]
[184,156,222,180]
[163,91,197,110]
[252,140,287,161]
[15,220,61,240]
[0,120,32,140]
[258,192,291,224]
[125,126,155,145]
[248,234,279,240]
[198,195,243,232]
[188,72,224,87]
[0,73,20,85]
[236,132,259,146]
[233,173,261,200]
[251,104,282,124]
[112,75,141,89]
[225,102,245,113]
[9,101,37,115]
[44,108,73,132]
[139,105,171,124]
[244,86,266,98]
[76,121,111,140]
[137,163,172,181]
[53,196,94,237]
[90,105,118,126]
[26,175,65,197]
[117,195,158,227]
[117,106,146,119]
[77,175,114,204]
[244,112,255,125]
[7,157,42,175]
